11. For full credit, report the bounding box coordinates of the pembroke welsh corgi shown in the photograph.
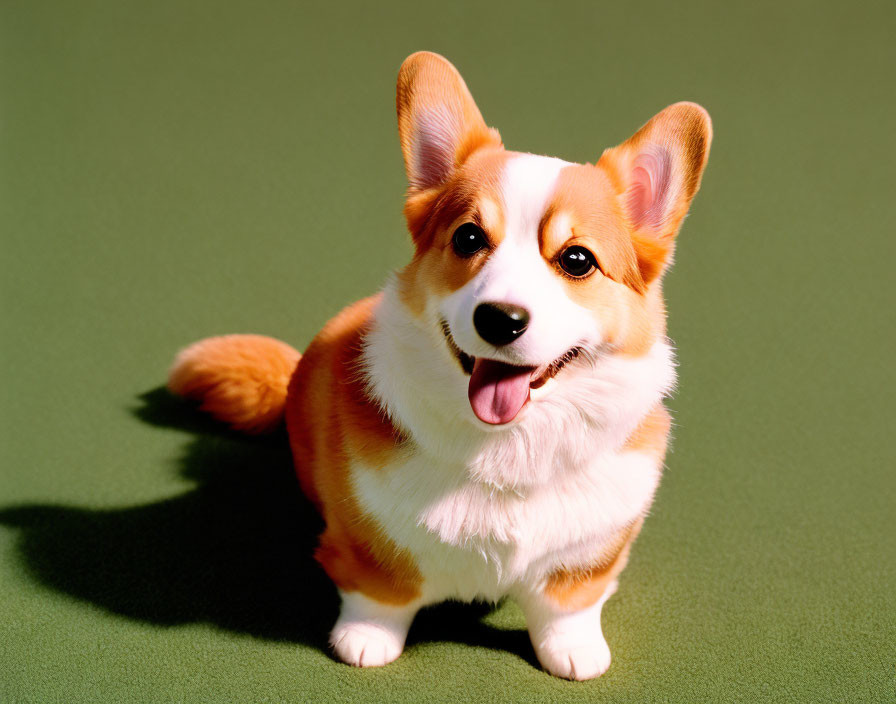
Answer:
[167,51,711,680]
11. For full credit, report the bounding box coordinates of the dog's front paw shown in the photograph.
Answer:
[329,591,419,668]
[330,620,405,667]
[534,635,612,681]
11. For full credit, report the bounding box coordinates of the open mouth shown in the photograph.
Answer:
[440,319,585,426]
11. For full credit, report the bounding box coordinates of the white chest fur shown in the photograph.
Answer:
[353,445,662,604]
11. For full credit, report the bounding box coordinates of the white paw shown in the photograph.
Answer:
[535,636,612,681]
[330,620,405,667]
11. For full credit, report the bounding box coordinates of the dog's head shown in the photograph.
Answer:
[393,52,711,427]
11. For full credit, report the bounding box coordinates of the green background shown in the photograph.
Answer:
[2,1,894,701]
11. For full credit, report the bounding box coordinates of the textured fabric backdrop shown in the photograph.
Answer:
[2,1,894,701]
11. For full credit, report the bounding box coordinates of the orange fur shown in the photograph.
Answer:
[541,165,645,292]
[284,296,422,605]
[543,518,644,611]
[168,335,301,433]
[624,403,672,459]
[398,147,512,313]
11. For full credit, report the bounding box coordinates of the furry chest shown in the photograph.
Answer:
[352,446,661,603]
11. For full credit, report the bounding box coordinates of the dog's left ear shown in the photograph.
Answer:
[599,102,712,284]
[397,52,502,191]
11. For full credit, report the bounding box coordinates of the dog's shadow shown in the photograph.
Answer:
[0,388,535,664]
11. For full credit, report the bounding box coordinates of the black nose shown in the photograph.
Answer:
[473,302,530,347]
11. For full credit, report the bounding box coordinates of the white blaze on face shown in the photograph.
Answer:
[442,153,602,368]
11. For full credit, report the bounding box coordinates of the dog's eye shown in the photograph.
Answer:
[452,223,487,257]
[558,246,599,278]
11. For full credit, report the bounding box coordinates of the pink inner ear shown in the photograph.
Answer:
[627,146,672,230]
[410,107,461,190]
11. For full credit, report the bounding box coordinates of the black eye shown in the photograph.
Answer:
[558,246,599,278]
[452,223,488,257]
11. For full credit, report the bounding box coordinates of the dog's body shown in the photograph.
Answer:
[168,53,711,680]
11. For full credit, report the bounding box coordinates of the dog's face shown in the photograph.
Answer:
[393,52,711,427]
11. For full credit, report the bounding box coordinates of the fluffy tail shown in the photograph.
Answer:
[167,335,301,434]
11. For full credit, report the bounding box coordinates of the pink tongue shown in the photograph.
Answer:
[468,358,534,425]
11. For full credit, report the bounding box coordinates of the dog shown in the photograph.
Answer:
[167,51,711,680]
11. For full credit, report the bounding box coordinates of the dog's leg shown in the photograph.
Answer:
[518,579,618,680]
[330,590,421,667]
[517,520,642,680]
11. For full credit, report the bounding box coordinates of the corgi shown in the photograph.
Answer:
[167,51,711,680]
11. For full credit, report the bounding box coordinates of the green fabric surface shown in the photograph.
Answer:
[2,1,894,701]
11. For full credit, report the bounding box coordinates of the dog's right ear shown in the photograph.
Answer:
[397,52,501,191]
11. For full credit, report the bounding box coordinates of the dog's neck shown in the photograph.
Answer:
[360,278,676,492]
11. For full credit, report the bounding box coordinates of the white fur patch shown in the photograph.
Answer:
[501,153,570,239]
[354,444,661,603]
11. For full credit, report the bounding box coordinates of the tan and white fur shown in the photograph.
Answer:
[167,52,712,680]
